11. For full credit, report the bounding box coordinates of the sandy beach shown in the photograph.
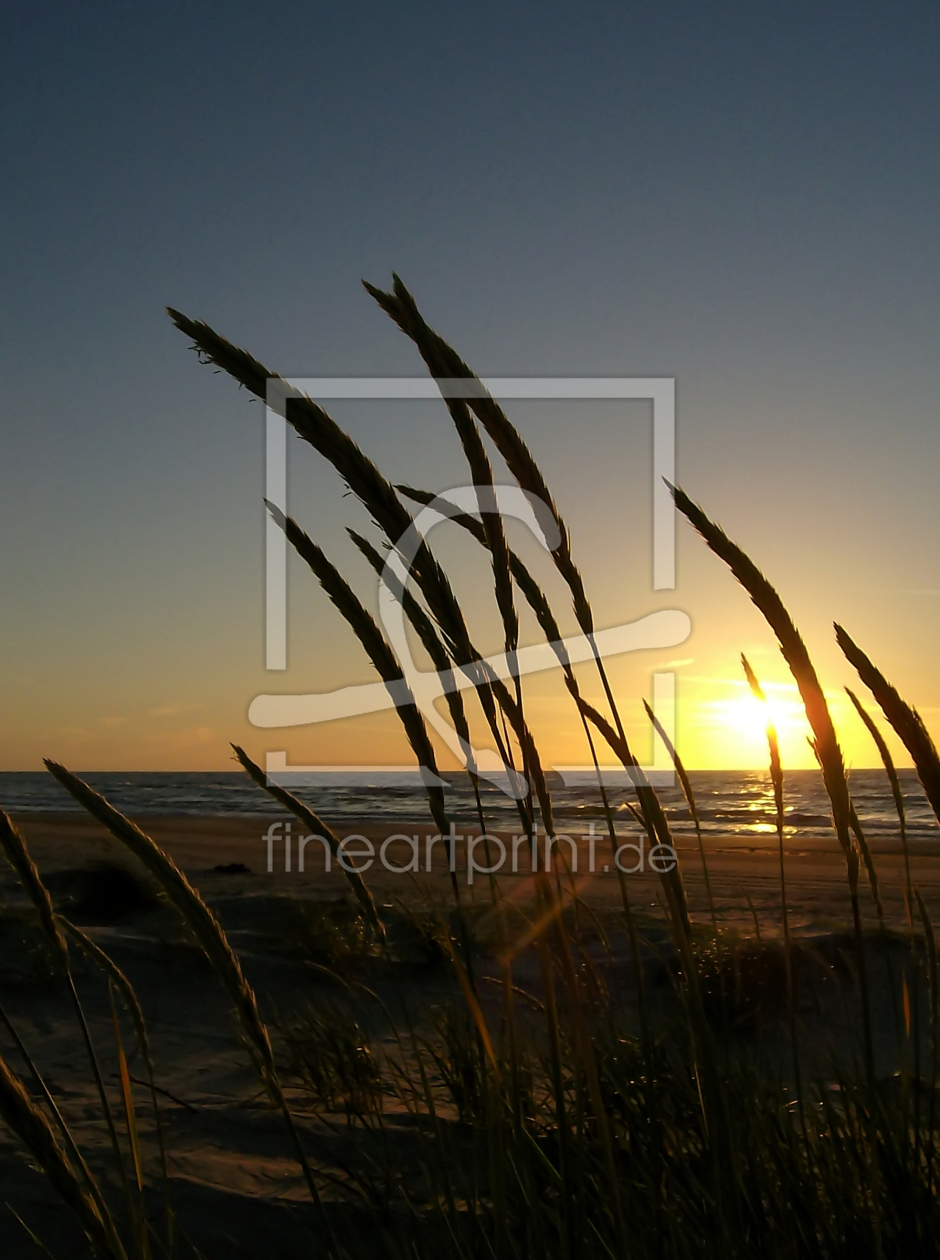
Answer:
[11,811,939,931]
[2,812,938,1255]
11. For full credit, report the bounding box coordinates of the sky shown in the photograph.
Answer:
[2,1,939,776]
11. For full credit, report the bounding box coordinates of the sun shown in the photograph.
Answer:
[726,691,786,738]
[711,692,774,754]
[688,682,814,769]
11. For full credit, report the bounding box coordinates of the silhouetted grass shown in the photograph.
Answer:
[1,281,939,1257]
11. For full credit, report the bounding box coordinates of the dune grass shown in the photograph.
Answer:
[1,282,939,1256]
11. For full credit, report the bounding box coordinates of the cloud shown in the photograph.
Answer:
[682,675,798,691]
[97,715,127,728]
[145,724,219,749]
[147,703,206,719]
[679,675,851,703]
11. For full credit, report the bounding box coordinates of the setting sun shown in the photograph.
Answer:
[686,681,814,768]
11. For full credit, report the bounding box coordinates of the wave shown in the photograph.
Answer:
[0,770,936,846]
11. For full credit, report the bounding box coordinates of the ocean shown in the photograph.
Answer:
[1,769,936,846]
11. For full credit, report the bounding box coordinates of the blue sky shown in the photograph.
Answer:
[2,1,939,771]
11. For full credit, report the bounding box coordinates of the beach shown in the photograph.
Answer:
[10,809,939,930]
[2,808,938,1255]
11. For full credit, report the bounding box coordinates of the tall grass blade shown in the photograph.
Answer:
[232,743,384,938]
[108,988,149,1260]
[644,697,718,938]
[848,801,885,929]
[0,811,68,968]
[846,686,913,921]
[167,307,492,688]
[349,529,506,929]
[348,529,476,777]
[167,307,560,847]
[400,483,655,1051]
[916,889,940,1187]
[109,989,142,1192]
[5,1205,58,1260]
[670,485,852,859]
[0,1047,126,1260]
[364,276,593,633]
[263,503,484,981]
[43,764,272,1071]
[0,999,120,1249]
[63,919,176,1257]
[267,501,447,821]
[836,625,940,827]
[369,282,657,886]
[41,762,335,1247]
[669,485,876,1081]
[571,700,692,939]
[742,653,804,1126]
[0,812,136,1227]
